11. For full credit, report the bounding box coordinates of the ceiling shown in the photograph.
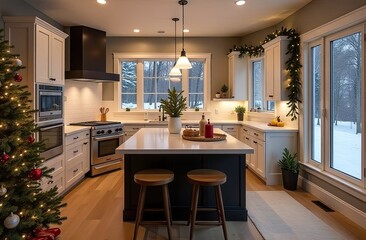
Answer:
[24,0,312,37]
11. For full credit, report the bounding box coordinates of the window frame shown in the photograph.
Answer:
[113,53,211,112]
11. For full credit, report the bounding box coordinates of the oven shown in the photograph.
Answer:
[38,121,64,161]
[69,121,124,176]
[36,84,63,122]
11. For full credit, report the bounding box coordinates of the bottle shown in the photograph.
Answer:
[204,119,214,138]
[199,114,207,136]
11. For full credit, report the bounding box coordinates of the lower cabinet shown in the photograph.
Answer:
[65,129,90,189]
[221,125,239,139]
[41,154,65,194]
[241,125,297,185]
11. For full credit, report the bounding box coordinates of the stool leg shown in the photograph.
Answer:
[162,185,172,240]
[187,184,197,226]
[133,185,146,240]
[216,185,228,240]
[190,184,200,240]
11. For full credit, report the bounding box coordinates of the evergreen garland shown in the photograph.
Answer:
[230,27,302,120]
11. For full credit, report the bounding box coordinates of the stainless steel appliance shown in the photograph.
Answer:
[69,121,124,176]
[38,120,64,161]
[36,84,63,122]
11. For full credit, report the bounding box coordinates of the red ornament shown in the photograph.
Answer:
[28,135,35,144]
[28,168,43,180]
[14,73,23,82]
[1,153,10,163]
[32,227,61,240]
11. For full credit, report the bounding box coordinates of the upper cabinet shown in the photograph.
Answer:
[4,16,68,87]
[227,51,247,100]
[262,36,289,101]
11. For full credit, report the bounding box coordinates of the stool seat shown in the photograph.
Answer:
[134,169,174,186]
[187,169,227,186]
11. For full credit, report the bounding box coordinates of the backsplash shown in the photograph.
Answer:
[64,81,103,124]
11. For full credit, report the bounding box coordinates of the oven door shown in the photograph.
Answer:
[38,122,64,161]
[92,134,124,165]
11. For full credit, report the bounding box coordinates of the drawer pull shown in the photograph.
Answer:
[132,128,140,130]
[245,137,249,140]
[73,136,79,140]
[243,129,248,132]
[269,95,274,97]
[73,150,79,154]
[227,128,234,130]
[86,133,89,136]
[49,78,56,81]
[254,133,259,136]
[73,168,79,173]
[253,141,258,144]
[47,180,54,184]
[83,142,88,145]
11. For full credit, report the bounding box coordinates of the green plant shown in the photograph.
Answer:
[234,105,246,114]
[278,148,299,173]
[195,107,199,111]
[160,87,187,117]
[126,107,131,112]
[221,84,228,93]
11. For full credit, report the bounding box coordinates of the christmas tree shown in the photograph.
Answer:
[0,30,66,240]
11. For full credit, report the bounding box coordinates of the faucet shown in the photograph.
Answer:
[159,105,167,121]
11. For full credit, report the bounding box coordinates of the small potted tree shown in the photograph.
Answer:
[278,148,299,191]
[160,87,187,134]
[221,84,228,98]
[234,105,246,121]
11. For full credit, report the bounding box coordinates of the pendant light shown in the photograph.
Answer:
[175,0,192,69]
[169,17,182,82]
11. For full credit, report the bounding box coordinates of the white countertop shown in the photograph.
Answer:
[64,125,91,136]
[116,127,254,155]
[242,121,298,132]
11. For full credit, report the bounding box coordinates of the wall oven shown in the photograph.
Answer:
[38,121,64,161]
[36,84,63,122]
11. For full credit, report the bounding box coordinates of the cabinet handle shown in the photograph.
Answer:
[73,136,79,140]
[254,133,259,136]
[253,141,257,144]
[268,95,273,97]
[245,137,249,140]
[47,180,54,184]
[86,133,89,136]
[132,128,140,130]
[243,129,248,132]
[227,128,234,130]
[83,142,88,145]
[73,168,79,173]
[49,78,56,81]
[73,150,79,154]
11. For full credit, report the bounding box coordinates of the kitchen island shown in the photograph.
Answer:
[116,128,254,221]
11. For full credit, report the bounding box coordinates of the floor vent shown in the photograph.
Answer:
[312,200,335,212]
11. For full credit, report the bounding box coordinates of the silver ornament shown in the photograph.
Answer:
[0,185,7,196]
[4,212,20,229]
[13,58,22,67]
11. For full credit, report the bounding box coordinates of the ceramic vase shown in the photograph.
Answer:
[168,117,181,134]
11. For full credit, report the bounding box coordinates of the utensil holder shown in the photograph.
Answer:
[101,113,107,122]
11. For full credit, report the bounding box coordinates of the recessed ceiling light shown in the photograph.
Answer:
[183,29,189,33]
[235,0,245,6]
[133,29,140,33]
[97,0,107,5]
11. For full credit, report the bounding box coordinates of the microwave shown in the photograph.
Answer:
[36,84,63,122]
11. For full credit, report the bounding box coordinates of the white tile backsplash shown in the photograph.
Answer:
[64,81,103,124]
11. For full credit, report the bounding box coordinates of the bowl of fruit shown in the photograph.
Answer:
[268,116,285,127]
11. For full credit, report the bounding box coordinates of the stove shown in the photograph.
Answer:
[69,121,124,176]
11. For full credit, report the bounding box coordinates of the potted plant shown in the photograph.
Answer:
[278,148,299,191]
[221,84,228,98]
[215,91,221,98]
[160,87,187,134]
[234,105,246,121]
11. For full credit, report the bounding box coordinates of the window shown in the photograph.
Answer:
[114,53,211,111]
[307,24,364,186]
[249,58,275,111]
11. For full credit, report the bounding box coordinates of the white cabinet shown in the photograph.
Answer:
[262,36,289,101]
[124,125,145,141]
[241,125,297,185]
[4,16,68,87]
[65,130,90,189]
[36,25,65,85]
[40,154,65,194]
[222,125,239,139]
[227,51,247,100]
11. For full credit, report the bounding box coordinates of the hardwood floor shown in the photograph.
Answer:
[56,169,366,239]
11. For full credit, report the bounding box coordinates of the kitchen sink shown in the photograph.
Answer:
[148,120,168,124]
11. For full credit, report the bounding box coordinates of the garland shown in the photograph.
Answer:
[230,27,302,121]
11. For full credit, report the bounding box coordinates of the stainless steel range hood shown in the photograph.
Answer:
[65,26,119,82]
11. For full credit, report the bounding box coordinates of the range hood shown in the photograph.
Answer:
[65,26,119,82]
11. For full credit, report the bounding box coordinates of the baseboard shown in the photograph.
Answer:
[299,176,366,230]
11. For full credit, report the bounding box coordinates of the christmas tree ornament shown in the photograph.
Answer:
[1,153,10,163]
[28,135,36,144]
[14,73,23,82]
[13,58,22,66]
[0,185,7,196]
[28,168,43,180]
[34,227,61,238]
[4,212,20,229]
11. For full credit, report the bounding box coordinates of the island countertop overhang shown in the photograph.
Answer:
[116,128,254,155]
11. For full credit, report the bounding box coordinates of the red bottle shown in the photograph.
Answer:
[205,119,214,138]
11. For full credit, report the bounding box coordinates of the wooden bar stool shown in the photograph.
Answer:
[133,169,174,240]
[187,169,228,240]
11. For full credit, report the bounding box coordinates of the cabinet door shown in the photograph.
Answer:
[228,52,246,100]
[36,25,51,84]
[265,46,274,100]
[255,139,265,178]
[82,140,90,172]
[242,133,252,165]
[51,34,65,85]
[272,43,281,100]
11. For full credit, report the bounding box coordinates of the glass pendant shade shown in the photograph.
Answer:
[176,49,192,69]
[169,64,182,77]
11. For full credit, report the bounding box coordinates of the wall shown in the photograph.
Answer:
[0,0,62,30]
